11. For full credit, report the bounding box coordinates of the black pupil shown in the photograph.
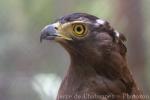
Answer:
[76,26,82,32]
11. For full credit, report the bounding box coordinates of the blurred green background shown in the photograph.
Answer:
[0,0,150,100]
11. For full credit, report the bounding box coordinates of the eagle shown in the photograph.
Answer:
[40,13,142,100]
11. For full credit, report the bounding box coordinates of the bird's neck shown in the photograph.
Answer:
[57,52,129,97]
[69,57,97,77]
[57,56,97,95]
[69,50,127,80]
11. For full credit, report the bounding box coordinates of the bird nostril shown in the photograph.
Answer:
[54,27,58,30]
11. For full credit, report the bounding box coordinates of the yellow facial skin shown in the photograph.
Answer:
[54,21,88,41]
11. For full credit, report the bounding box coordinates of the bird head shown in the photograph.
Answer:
[40,13,126,64]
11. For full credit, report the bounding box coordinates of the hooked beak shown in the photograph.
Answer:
[40,22,72,42]
[40,24,59,42]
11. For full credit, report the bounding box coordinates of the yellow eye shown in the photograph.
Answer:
[73,24,87,37]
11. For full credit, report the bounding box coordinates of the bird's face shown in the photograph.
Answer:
[40,13,126,61]
[40,20,89,41]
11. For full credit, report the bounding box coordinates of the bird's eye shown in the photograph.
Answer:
[73,24,87,37]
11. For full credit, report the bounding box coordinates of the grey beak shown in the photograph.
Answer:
[40,25,58,42]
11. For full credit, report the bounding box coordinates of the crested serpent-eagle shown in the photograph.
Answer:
[40,13,142,100]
